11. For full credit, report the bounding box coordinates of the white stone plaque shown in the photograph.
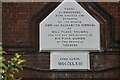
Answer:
[39,0,100,51]
[50,51,90,70]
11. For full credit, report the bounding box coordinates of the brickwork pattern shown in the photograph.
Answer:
[2,2,120,79]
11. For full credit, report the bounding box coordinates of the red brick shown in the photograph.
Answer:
[2,2,120,79]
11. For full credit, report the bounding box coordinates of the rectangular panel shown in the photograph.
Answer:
[50,51,90,70]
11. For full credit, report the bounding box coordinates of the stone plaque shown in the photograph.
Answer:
[50,51,90,70]
[39,0,100,51]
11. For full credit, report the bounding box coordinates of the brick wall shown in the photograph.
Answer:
[2,2,120,79]
[0,2,2,42]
